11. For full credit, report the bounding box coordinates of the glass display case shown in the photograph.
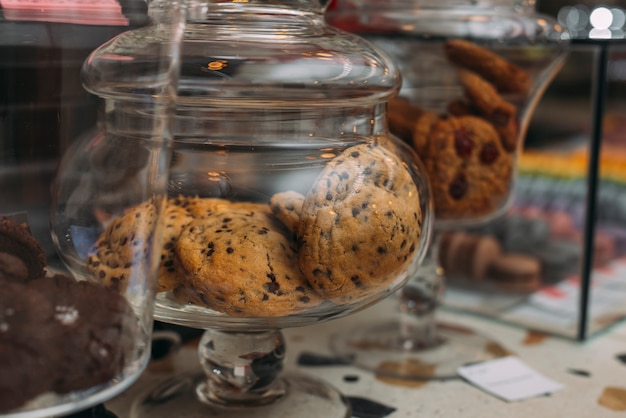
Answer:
[326,0,570,379]
[445,25,626,341]
[2,1,624,417]
[329,0,626,342]
[0,1,181,415]
[5,0,433,416]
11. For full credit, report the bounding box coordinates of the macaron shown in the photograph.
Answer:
[438,231,502,282]
[439,231,469,279]
[487,253,542,293]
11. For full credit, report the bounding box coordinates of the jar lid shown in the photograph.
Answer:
[327,0,569,45]
[82,0,400,108]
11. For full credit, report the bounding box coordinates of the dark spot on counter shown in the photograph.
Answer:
[347,396,396,418]
[567,368,591,377]
[297,351,351,366]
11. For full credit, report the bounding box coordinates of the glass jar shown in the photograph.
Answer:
[50,0,434,417]
[327,0,569,224]
[325,0,570,380]
[0,3,182,417]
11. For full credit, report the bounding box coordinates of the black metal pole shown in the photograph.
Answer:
[578,41,608,341]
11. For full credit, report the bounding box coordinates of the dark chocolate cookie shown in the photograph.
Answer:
[0,280,59,412]
[31,274,136,394]
[0,215,47,282]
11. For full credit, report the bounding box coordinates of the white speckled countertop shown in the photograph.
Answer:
[107,297,626,417]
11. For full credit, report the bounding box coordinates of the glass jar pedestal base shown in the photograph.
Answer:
[131,329,351,418]
[329,318,500,380]
[330,252,503,380]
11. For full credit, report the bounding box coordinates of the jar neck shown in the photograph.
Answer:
[102,101,389,142]
[327,0,562,43]
[328,0,539,21]
[148,0,333,21]
[335,0,533,10]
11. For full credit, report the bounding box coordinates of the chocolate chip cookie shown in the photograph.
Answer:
[298,141,423,302]
[87,199,159,291]
[178,195,231,218]
[157,197,196,292]
[175,205,322,317]
[269,191,305,234]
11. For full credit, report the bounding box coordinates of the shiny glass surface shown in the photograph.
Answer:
[1,2,183,417]
[67,0,433,416]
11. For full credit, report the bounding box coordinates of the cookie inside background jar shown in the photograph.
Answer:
[388,39,528,220]
[88,140,424,316]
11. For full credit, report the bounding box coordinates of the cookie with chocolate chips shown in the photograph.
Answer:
[156,197,196,292]
[174,205,322,317]
[178,195,231,218]
[297,141,423,303]
[269,190,305,234]
[86,200,158,291]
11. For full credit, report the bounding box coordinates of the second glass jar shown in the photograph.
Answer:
[328,0,569,225]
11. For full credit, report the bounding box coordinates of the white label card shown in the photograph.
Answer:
[457,356,563,402]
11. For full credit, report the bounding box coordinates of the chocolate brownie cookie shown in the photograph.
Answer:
[0,341,53,412]
[0,215,47,282]
[0,273,135,409]
[426,115,513,219]
[87,200,158,291]
[444,39,530,94]
[269,191,305,234]
[31,274,136,394]
[298,141,423,302]
[175,205,322,317]
[0,280,59,412]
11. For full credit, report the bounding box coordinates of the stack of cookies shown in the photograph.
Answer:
[388,39,530,219]
[88,141,424,317]
[438,230,543,293]
[0,215,135,413]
